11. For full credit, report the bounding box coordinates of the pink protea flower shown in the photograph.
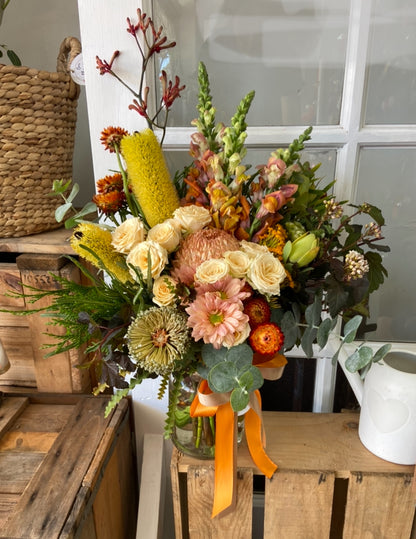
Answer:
[186,293,250,349]
[195,276,250,303]
[172,228,240,286]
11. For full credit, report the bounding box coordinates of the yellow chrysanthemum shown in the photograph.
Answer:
[70,223,131,283]
[120,129,180,227]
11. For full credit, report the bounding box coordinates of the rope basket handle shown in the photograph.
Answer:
[57,37,82,100]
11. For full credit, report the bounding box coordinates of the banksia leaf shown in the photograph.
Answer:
[120,129,180,227]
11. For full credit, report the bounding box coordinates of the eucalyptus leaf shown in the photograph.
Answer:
[201,344,228,368]
[55,203,73,223]
[345,345,373,372]
[372,343,392,363]
[316,318,333,349]
[301,326,317,358]
[208,362,236,393]
[230,387,249,412]
[67,183,80,204]
[343,315,362,343]
[238,369,254,392]
[281,310,300,350]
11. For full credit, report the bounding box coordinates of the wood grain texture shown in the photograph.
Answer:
[0,228,74,255]
[187,465,253,539]
[343,472,415,539]
[264,470,335,539]
[3,397,110,538]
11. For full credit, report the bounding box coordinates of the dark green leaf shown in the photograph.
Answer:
[280,310,300,350]
[365,251,388,293]
[366,204,385,226]
[7,49,21,66]
[326,277,349,317]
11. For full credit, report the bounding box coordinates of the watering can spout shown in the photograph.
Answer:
[328,333,364,406]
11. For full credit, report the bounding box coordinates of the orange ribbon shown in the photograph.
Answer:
[190,354,287,518]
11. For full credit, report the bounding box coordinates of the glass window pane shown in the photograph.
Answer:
[355,147,416,342]
[155,0,350,127]
[364,0,416,124]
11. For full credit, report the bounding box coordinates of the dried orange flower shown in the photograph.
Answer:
[100,126,129,153]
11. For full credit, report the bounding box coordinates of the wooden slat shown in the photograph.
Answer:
[187,466,253,539]
[136,434,165,539]
[0,493,20,530]
[0,431,58,452]
[8,403,75,432]
[343,471,415,539]
[0,452,45,494]
[2,397,111,538]
[0,396,28,436]
[19,261,75,393]
[171,448,186,539]
[0,228,74,255]
[0,264,24,307]
[264,469,335,539]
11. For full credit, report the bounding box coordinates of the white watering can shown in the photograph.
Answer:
[331,335,416,465]
[0,338,10,375]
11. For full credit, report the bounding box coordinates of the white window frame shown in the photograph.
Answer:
[78,0,416,415]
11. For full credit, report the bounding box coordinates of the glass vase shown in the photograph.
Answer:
[170,373,244,459]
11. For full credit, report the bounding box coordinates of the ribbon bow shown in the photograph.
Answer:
[190,353,287,518]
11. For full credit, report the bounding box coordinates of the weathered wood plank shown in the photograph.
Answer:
[0,228,74,255]
[0,452,45,494]
[264,469,335,539]
[0,396,28,436]
[3,398,110,538]
[170,448,186,539]
[0,431,58,452]
[343,471,415,539]
[0,493,20,530]
[187,466,253,539]
[0,264,24,307]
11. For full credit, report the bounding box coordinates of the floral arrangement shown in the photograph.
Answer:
[17,8,391,517]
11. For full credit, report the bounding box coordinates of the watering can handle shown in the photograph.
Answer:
[328,333,364,406]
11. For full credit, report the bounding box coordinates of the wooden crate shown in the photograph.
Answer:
[0,228,93,393]
[0,392,137,538]
[171,412,416,539]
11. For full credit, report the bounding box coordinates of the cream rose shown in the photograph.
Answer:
[126,240,168,280]
[223,322,251,348]
[172,205,212,234]
[246,252,286,295]
[195,258,230,284]
[223,250,251,278]
[152,275,177,306]
[111,217,146,254]
[147,221,181,253]
[240,240,269,260]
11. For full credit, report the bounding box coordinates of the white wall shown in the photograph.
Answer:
[1,0,95,205]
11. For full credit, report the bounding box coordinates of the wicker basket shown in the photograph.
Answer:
[0,37,81,238]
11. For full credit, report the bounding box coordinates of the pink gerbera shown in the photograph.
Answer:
[185,293,249,349]
[195,276,250,303]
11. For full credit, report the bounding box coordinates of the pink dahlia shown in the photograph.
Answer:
[172,228,240,286]
[186,293,249,349]
[195,276,250,303]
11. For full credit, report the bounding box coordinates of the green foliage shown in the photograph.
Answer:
[51,179,98,228]
[199,343,263,412]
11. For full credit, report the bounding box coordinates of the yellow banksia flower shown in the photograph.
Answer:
[120,129,180,227]
[70,223,131,283]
